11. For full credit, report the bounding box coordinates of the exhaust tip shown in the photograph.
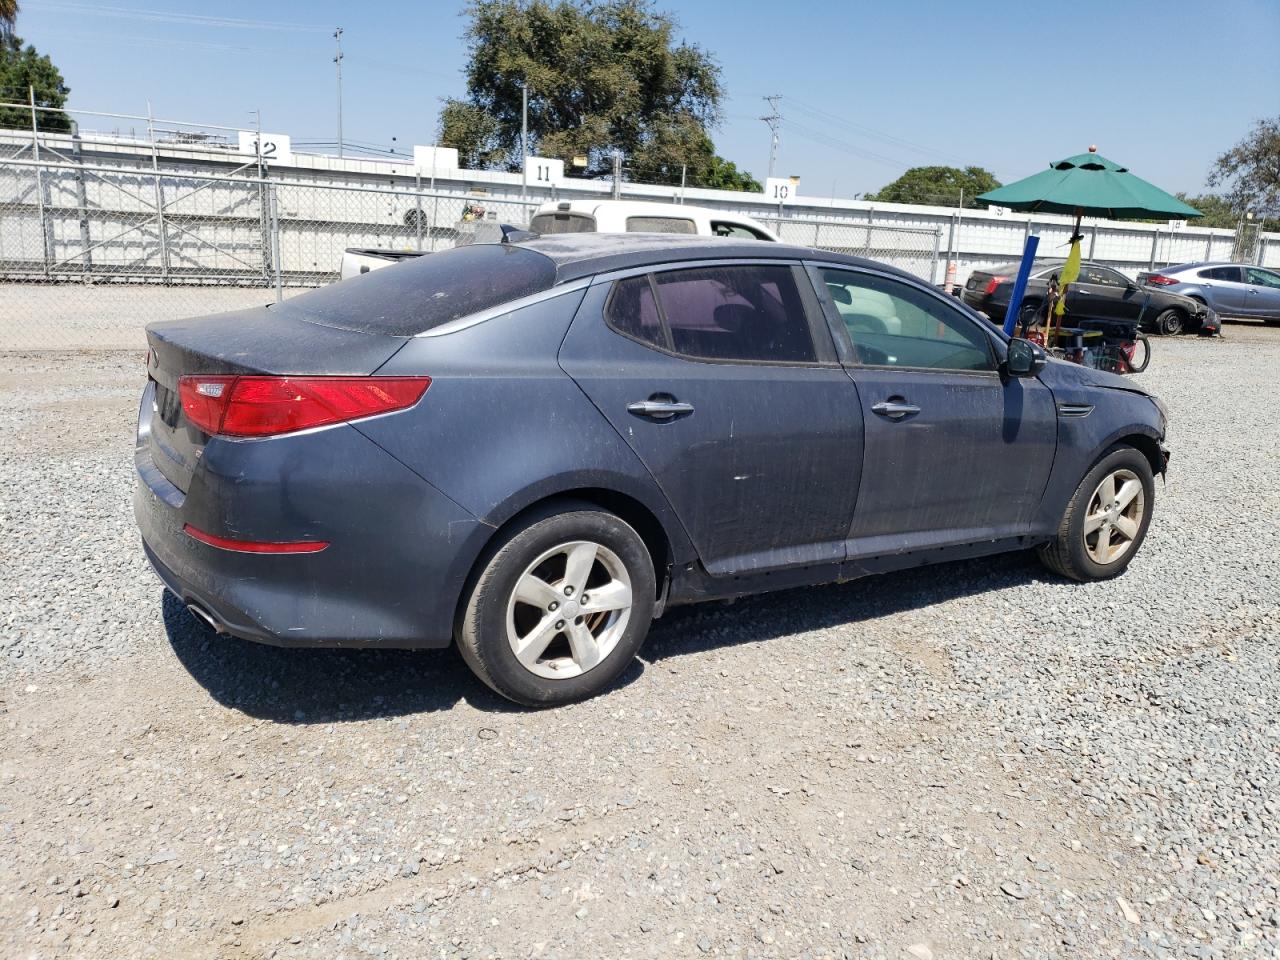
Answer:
[186,602,226,635]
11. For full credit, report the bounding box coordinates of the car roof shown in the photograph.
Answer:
[514,232,919,285]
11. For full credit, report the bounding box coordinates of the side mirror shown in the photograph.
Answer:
[1005,337,1046,377]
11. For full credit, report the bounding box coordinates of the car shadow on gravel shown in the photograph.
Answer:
[164,552,1049,720]
[642,550,1051,662]
[161,591,645,722]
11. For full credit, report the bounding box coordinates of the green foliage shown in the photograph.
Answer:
[0,33,70,132]
[1175,192,1278,232]
[1207,117,1280,219]
[441,0,757,189]
[868,165,1001,207]
[697,152,761,192]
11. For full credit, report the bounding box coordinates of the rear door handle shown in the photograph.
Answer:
[871,400,920,420]
[627,399,694,420]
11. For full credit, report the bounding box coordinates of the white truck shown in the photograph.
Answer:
[339,200,779,280]
[528,199,780,241]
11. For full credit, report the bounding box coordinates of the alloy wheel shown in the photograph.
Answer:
[1082,468,1145,565]
[505,540,633,680]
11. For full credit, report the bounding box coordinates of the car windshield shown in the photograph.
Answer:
[274,243,558,336]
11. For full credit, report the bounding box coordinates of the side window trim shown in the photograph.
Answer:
[803,261,1001,375]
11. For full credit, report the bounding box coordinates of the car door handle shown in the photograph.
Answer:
[627,398,694,420]
[871,400,920,420]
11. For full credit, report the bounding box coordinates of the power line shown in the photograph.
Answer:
[780,117,912,171]
[27,1,330,32]
[786,97,965,165]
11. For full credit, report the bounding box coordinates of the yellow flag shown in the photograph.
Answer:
[1054,238,1083,317]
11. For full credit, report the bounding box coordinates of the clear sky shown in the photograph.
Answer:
[10,0,1280,199]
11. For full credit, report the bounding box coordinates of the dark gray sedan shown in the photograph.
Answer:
[965,259,1218,336]
[1139,262,1280,326]
[136,234,1170,706]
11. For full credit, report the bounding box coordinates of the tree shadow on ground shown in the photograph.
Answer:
[165,550,1055,722]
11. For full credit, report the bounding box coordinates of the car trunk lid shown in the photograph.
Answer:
[143,304,409,494]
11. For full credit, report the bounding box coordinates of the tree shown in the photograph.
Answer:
[0,32,71,132]
[697,150,761,192]
[441,0,757,189]
[868,165,1001,207]
[1207,117,1280,219]
[0,0,17,41]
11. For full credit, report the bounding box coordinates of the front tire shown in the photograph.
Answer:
[1155,308,1185,336]
[1038,445,1155,582]
[457,506,655,706]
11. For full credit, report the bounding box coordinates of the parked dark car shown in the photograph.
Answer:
[963,259,1219,336]
[1138,262,1280,326]
[136,234,1169,706]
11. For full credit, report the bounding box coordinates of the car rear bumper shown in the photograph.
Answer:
[134,421,489,649]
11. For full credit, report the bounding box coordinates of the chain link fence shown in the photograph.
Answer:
[3,154,1275,351]
[0,157,543,349]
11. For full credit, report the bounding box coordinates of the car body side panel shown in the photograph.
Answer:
[1030,360,1165,530]
[557,280,865,578]
[359,288,698,567]
[135,418,486,648]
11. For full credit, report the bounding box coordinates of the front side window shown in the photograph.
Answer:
[820,268,995,372]
[1082,265,1126,286]
[712,221,772,240]
[605,265,817,364]
[1246,268,1280,288]
[625,216,697,234]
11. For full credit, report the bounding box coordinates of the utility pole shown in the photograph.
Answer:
[333,27,344,158]
[761,94,782,179]
[520,82,528,199]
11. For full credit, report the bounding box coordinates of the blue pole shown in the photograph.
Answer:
[1002,233,1040,337]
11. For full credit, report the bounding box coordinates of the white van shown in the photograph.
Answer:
[529,199,779,241]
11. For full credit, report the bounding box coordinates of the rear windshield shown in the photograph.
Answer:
[530,212,597,234]
[626,216,697,234]
[275,243,558,336]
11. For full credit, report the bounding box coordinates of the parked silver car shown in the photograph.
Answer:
[1139,262,1280,326]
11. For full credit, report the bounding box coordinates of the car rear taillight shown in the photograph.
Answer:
[178,375,431,437]
[1144,274,1178,286]
[983,276,1008,295]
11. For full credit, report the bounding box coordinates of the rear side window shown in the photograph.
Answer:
[607,265,816,364]
[275,243,557,336]
[626,216,697,234]
[605,276,665,347]
[1199,266,1240,281]
[530,212,597,234]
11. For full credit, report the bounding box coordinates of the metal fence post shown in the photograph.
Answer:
[1088,224,1098,261]
[146,102,171,282]
[1149,231,1159,269]
[414,170,424,251]
[268,184,283,303]
[930,228,942,285]
[29,86,52,276]
[70,122,92,275]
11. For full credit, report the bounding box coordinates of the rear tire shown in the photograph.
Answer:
[457,507,655,706]
[1155,308,1185,336]
[1265,318,1280,328]
[1038,445,1155,582]
[1128,333,1151,373]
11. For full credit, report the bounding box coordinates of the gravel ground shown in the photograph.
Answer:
[0,284,306,350]
[1,323,1277,960]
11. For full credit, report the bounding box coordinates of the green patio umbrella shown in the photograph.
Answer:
[977,147,1202,329]
[977,147,1203,225]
